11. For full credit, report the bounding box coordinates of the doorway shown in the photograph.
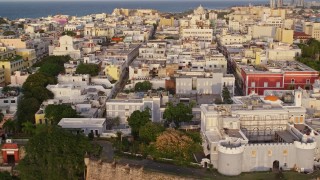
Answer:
[7,155,15,165]
[273,160,280,172]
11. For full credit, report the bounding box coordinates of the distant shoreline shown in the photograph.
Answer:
[0,0,268,19]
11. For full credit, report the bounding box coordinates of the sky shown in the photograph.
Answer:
[0,0,268,1]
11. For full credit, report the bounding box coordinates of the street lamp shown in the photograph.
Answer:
[84,152,89,180]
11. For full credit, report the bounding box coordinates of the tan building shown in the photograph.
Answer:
[16,49,36,67]
[159,17,175,27]
[275,28,294,44]
[0,50,25,84]
[0,39,27,49]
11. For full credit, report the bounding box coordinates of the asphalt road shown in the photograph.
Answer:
[96,141,114,163]
[117,158,210,178]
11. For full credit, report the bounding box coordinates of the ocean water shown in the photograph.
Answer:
[0,0,267,20]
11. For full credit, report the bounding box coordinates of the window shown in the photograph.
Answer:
[291,79,295,84]
[306,79,310,84]
[268,150,272,156]
[3,100,8,103]
[276,82,281,88]
[10,100,15,103]
[251,82,255,87]
[264,82,268,88]
[251,150,256,157]
[283,150,288,156]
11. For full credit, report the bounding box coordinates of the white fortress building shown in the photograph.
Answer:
[201,90,320,176]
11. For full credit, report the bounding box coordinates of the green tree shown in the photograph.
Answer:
[33,55,70,68]
[75,63,99,76]
[18,126,94,180]
[222,85,233,104]
[127,108,151,138]
[163,102,193,127]
[154,129,201,162]
[22,72,56,102]
[3,119,16,134]
[62,31,76,36]
[39,63,65,76]
[0,112,3,123]
[3,31,15,36]
[17,97,40,123]
[22,121,36,135]
[134,81,152,92]
[45,104,78,125]
[106,116,120,129]
[139,122,165,144]
[0,18,8,25]
[0,171,18,180]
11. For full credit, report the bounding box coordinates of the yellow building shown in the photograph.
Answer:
[0,38,27,49]
[270,9,286,19]
[104,64,121,81]
[35,109,46,124]
[159,17,175,27]
[275,28,293,44]
[0,49,25,84]
[0,68,5,86]
[16,49,37,67]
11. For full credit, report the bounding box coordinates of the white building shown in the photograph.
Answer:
[57,74,90,87]
[176,72,235,95]
[46,84,87,103]
[218,34,252,45]
[58,118,106,137]
[182,28,213,42]
[51,35,81,59]
[106,92,168,124]
[10,71,29,86]
[138,41,167,61]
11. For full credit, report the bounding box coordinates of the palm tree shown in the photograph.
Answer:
[22,121,35,135]
[0,113,4,123]
[3,119,15,134]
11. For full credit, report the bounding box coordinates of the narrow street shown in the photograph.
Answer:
[108,66,129,99]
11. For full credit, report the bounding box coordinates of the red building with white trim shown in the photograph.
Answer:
[1,141,19,164]
[239,61,319,95]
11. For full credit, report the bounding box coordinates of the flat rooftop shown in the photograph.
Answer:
[275,131,299,143]
[58,118,106,128]
[241,60,317,74]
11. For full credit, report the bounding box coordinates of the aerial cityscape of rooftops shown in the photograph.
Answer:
[2,0,320,179]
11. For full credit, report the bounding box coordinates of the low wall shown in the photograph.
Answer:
[86,159,191,180]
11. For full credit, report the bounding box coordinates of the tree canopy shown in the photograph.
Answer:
[222,86,233,104]
[134,81,152,92]
[75,63,99,76]
[139,122,165,144]
[22,72,56,103]
[0,18,8,25]
[3,31,15,36]
[155,129,200,161]
[127,108,151,138]
[39,63,65,77]
[45,104,78,125]
[163,102,193,127]
[297,39,320,71]
[18,56,70,124]
[18,126,95,180]
[17,97,41,123]
[62,31,76,36]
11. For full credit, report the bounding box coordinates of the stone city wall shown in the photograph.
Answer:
[86,159,193,180]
